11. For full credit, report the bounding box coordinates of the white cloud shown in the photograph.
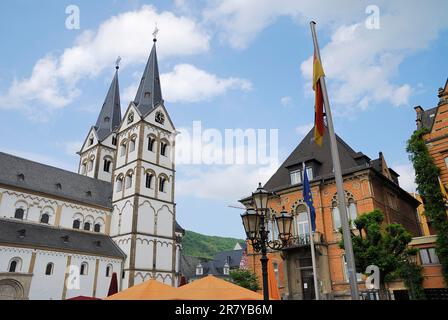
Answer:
[124,63,252,103]
[205,0,448,114]
[59,141,83,156]
[393,162,417,193]
[0,5,210,119]
[280,96,292,107]
[177,163,276,201]
[296,123,313,136]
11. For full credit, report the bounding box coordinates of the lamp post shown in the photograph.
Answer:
[241,183,293,300]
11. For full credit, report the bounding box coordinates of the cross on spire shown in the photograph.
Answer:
[153,24,159,42]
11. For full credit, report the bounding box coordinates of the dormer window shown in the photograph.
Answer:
[223,262,230,276]
[55,183,62,190]
[144,92,151,98]
[17,173,25,182]
[104,117,110,123]
[290,170,302,185]
[196,263,203,276]
[86,191,92,197]
[305,166,314,180]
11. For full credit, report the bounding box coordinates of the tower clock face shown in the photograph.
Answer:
[155,111,165,125]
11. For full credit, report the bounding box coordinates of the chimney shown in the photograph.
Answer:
[414,105,424,129]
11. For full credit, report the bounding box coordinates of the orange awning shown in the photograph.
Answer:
[159,275,263,300]
[105,279,175,300]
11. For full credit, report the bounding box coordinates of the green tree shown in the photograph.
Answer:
[407,128,448,284]
[229,269,260,292]
[339,209,425,299]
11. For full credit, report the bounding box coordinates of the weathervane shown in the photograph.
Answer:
[153,23,159,42]
[115,56,121,70]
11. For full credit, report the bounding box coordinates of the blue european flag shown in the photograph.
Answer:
[303,168,316,232]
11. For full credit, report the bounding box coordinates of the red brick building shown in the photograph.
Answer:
[240,129,421,299]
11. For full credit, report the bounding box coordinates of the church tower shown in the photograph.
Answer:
[78,64,122,182]
[110,36,180,288]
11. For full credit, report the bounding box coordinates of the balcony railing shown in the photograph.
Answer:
[288,234,311,247]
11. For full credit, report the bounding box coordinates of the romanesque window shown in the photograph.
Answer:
[116,175,123,192]
[146,173,154,189]
[159,176,166,192]
[125,173,133,189]
[73,219,81,229]
[160,141,168,156]
[40,213,49,224]
[8,258,21,273]
[14,208,24,220]
[89,137,94,146]
[129,138,136,153]
[106,264,113,277]
[88,159,94,172]
[120,142,126,157]
[83,222,91,231]
[112,135,117,146]
[81,163,87,174]
[147,136,155,152]
[94,223,101,233]
[80,262,88,275]
[45,263,54,275]
[103,158,112,173]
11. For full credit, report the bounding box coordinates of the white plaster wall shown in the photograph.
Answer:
[157,205,173,238]
[94,259,122,298]
[155,241,173,271]
[135,235,154,270]
[65,255,96,299]
[137,200,155,234]
[28,250,67,300]
[0,246,33,273]
[113,235,132,269]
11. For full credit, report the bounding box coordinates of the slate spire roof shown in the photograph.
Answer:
[95,65,121,141]
[133,39,163,116]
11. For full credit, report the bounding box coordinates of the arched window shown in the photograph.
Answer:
[94,223,101,233]
[332,201,341,230]
[159,176,166,192]
[120,141,127,157]
[160,142,168,156]
[14,208,24,219]
[89,137,94,146]
[80,262,88,275]
[295,205,309,240]
[8,258,22,273]
[45,263,54,275]
[40,213,49,224]
[112,135,117,146]
[81,163,87,174]
[147,136,155,152]
[125,173,133,189]
[146,173,153,189]
[106,264,112,277]
[103,158,112,172]
[347,199,357,228]
[83,222,91,231]
[88,159,94,172]
[116,176,123,192]
[129,138,136,153]
[73,219,81,229]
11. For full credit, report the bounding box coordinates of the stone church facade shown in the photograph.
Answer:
[0,37,183,299]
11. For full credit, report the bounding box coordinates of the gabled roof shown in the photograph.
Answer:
[133,40,163,116]
[264,128,364,191]
[0,152,112,208]
[0,218,125,259]
[95,67,122,141]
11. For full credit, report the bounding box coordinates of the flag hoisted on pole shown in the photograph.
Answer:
[302,163,320,300]
[309,21,359,300]
[312,42,325,146]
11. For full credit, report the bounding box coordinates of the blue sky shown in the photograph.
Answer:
[1,1,447,238]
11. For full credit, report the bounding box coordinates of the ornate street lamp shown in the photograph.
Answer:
[241,183,293,300]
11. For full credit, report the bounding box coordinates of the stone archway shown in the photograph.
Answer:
[0,279,25,300]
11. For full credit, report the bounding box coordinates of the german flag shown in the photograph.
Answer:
[313,52,325,146]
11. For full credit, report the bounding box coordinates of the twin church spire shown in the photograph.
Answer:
[93,35,163,141]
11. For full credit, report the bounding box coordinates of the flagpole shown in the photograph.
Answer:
[310,21,359,300]
[303,162,320,300]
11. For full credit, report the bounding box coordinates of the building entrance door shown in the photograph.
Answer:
[301,269,315,300]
